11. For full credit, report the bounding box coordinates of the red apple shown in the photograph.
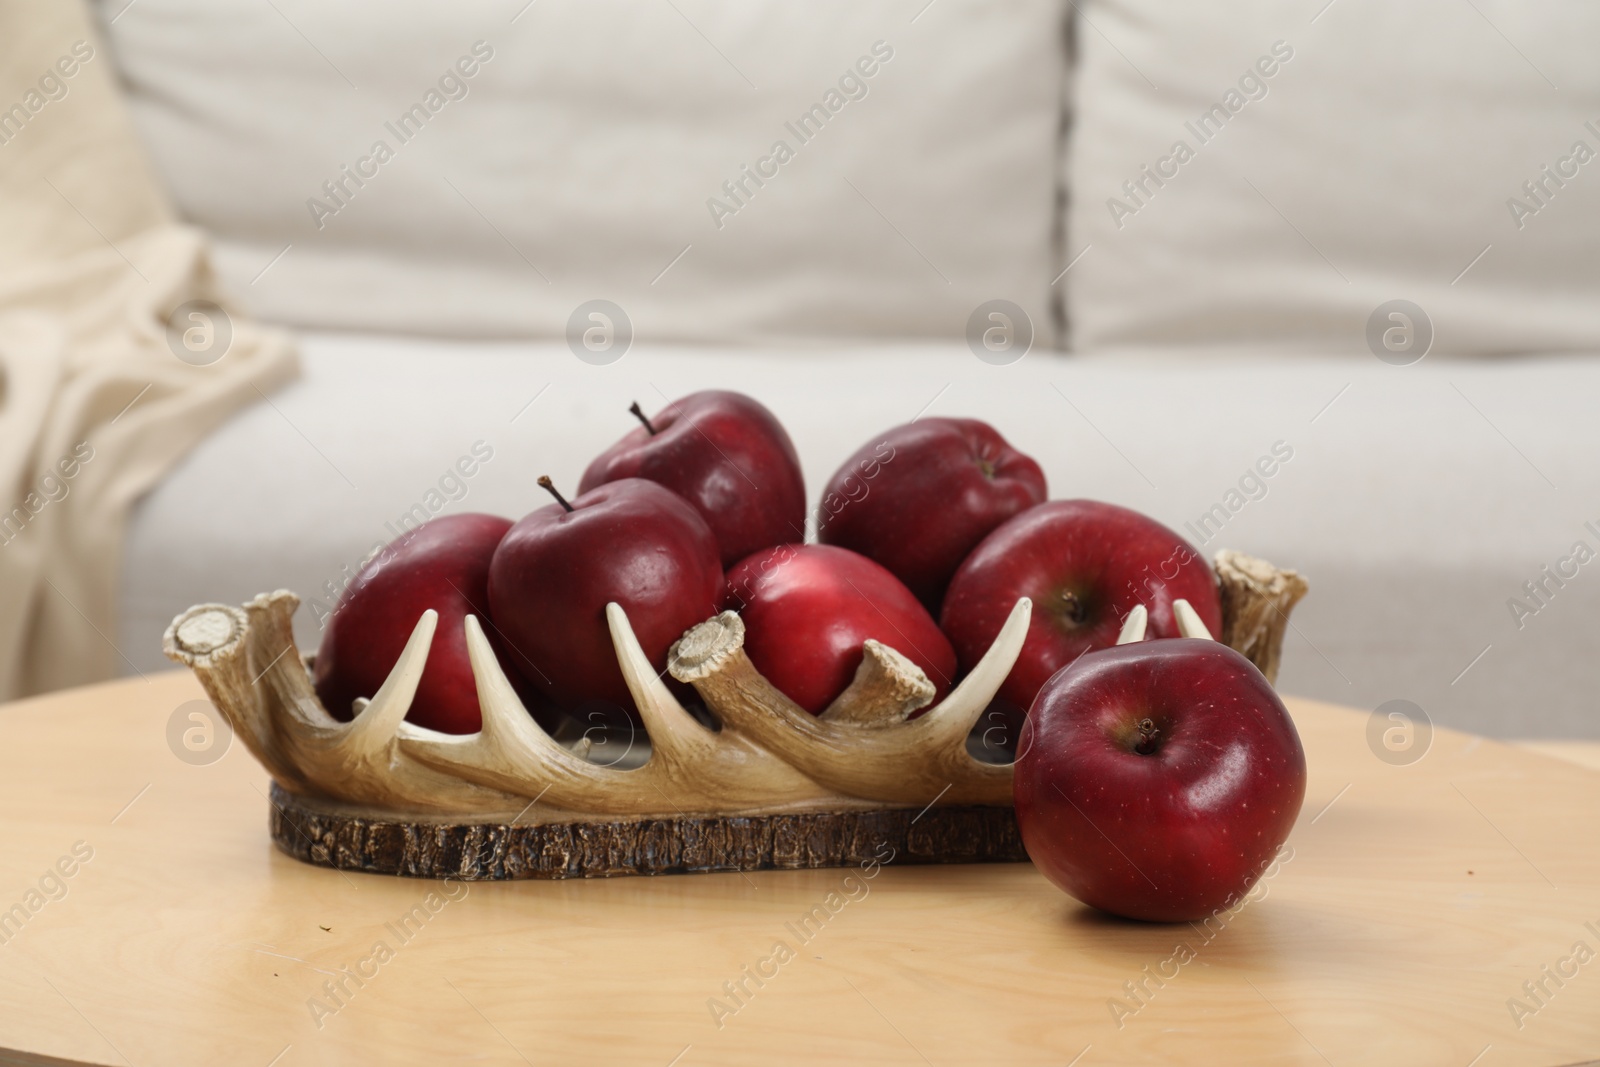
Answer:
[579,391,806,568]
[313,512,513,734]
[488,477,722,717]
[818,418,1046,611]
[941,500,1222,712]
[725,543,957,715]
[1014,638,1306,922]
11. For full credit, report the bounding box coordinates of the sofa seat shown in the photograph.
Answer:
[120,332,1600,738]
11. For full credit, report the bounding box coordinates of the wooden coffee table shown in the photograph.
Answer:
[0,671,1596,1066]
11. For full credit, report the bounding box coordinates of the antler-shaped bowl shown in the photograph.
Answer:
[162,549,1305,877]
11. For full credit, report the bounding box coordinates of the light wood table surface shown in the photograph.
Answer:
[1516,741,1600,775]
[0,670,1597,1066]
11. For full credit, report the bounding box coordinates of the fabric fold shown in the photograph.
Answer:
[0,0,298,699]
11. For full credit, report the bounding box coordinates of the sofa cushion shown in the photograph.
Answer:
[97,0,1066,344]
[1066,0,1600,354]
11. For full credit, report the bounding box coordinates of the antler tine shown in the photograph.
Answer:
[284,606,521,814]
[606,605,845,810]
[667,600,1032,807]
[1172,598,1215,641]
[913,596,1031,733]
[604,602,718,763]
[169,595,516,815]
[402,614,658,810]
[1116,603,1148,645]
[348,608,437,745]
[399,612,836,815]
[240,592,337,731]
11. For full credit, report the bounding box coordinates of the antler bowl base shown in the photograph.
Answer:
[268,783,1024,880]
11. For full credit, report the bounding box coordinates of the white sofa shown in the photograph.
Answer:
[100,0,1600,737]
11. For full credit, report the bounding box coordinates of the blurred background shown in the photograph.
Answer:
[2,0,1597,737]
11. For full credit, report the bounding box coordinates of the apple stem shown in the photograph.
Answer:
[537,475,575,512]
[628,401,657,436]
[1134,717,1160,755]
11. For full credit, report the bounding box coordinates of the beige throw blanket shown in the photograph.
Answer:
[0,0,297,698]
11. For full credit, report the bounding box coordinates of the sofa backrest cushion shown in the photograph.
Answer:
[1066,0,1600,355]
[99,0,1067,345]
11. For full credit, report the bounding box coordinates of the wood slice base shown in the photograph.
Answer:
[268,783,1027,880]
